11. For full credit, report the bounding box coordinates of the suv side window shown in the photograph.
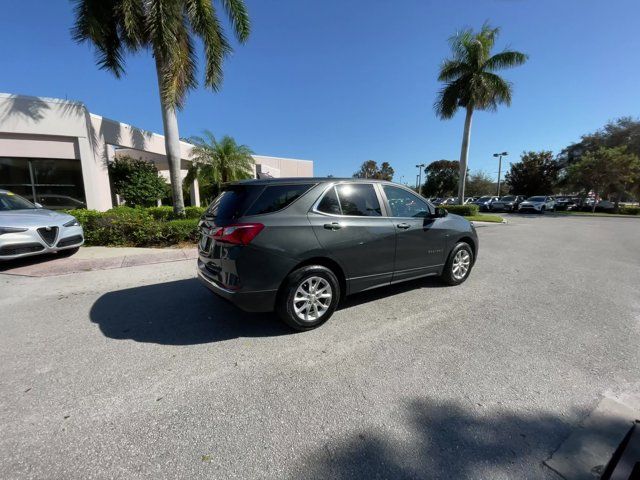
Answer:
[334,183,382,216]
[317,186,342,215]
[245,184,314,215]
[382,185,431,218]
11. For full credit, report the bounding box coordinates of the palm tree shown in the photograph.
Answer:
[435,23,527,204]
[71,0,250,216]
[186,131,254,195]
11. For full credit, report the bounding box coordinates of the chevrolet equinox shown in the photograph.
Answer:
[197,178,478,330]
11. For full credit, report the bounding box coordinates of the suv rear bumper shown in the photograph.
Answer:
[197,260,277,312]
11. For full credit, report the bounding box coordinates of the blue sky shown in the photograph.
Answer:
[2,0,639,184]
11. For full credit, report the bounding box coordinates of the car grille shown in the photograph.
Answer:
[0,243,45,256]
[37,226,59,246]
[57,235,83,248]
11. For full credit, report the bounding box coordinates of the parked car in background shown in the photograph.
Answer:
[490,195,526,212]
[518,196,555,213]
[472,196,499,211]
[197,178,478,330]
[34,194,87,211]
[0,190,84,260]
[441,197,474,205]
[430,197,444,206]
[554,196,579,211]
[595,200,615,212]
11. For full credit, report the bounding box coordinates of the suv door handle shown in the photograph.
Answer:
[323,222,342,230]
[396,223,411,229]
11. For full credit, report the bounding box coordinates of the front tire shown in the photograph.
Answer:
[276,265,340,331]
[440,242,474,286]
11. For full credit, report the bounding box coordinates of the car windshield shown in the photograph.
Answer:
[478,196,492,201]
[0,191,36,211]
[500,196,515,201]
[527,196,546,202]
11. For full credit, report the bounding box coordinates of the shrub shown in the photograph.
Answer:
[161,219,199,244]
[620,206,640,215]
[67,207,199,247]
[146,206,174,221]
[109,156,168,207]
[442,204,479,216]
[184,206,206,219]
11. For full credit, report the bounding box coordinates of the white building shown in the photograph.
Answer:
[0,93,313,210]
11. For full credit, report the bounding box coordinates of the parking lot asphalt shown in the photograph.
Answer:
[1,214,639,479]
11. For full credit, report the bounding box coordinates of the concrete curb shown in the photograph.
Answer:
[0,248,198,277]
[544,395,640,479]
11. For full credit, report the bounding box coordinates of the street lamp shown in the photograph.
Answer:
[415,163,426,191]
[493,152,508,196]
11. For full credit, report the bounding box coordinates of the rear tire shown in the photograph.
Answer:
[276,265,340,331]
[440,242,474,286]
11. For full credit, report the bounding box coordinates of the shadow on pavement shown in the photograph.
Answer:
[298,397,613,479]
[0,252,60,272]
[89,278,290,345]
[340,276,448,310]
[90,276,450,344]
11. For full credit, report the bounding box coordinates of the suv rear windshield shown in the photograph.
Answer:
[206,183,314,220]
[246,184,315,215]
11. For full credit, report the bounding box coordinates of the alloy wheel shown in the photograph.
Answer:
[293,276,333,323]
[452,250,471,280]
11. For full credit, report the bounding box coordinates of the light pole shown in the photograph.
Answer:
[493,152,508,196]
[415,163,426,192]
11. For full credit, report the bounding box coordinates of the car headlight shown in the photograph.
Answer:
[0,226,28,235]
[63,218,80,227]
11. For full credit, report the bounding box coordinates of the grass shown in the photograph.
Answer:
[554,211,640,218]
[466,214,504,223]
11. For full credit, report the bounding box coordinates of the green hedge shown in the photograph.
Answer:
[619,206,640,215]
[145,205,205,220]
[442,204,479,216]
[66,207,200,247]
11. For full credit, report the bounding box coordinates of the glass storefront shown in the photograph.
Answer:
[0,157,86,210]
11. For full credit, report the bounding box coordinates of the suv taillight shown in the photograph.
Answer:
[213,223,264,245]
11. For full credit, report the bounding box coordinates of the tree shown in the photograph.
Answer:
[109,156,168,207]
[421,160,459,197]
[72,0,250,216]
[185,131,254,197]
[505,151,559,197]
[434,23,528,204]
[559,117,640,167]
[378,162,395,181]
[353,160,394,180]
[566,146,640,211]
[466,170,495,197]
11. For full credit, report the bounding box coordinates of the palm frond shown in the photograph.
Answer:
[221,0,251,42]
[71,0,126,77]
[434,22,526,116]
[484,50,529,72]
[437,60,470,82]
[434,78,466,119]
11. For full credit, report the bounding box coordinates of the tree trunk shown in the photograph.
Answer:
[155,55,185,217]
[457,106,474,205]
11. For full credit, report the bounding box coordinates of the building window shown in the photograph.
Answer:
[0,157,86,210]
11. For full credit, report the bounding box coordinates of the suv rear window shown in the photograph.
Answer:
[207,184,315,220]
[245,184,314,215]
[206,186,262,221]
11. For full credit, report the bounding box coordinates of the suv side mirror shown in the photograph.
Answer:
[431,207,448,218]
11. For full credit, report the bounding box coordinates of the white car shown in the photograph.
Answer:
[0,189,84,260]
[518,196,555,213]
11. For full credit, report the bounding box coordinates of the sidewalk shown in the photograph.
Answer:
[0,246,198,277]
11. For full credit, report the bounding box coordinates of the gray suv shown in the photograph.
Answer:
[197,178,478,330]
